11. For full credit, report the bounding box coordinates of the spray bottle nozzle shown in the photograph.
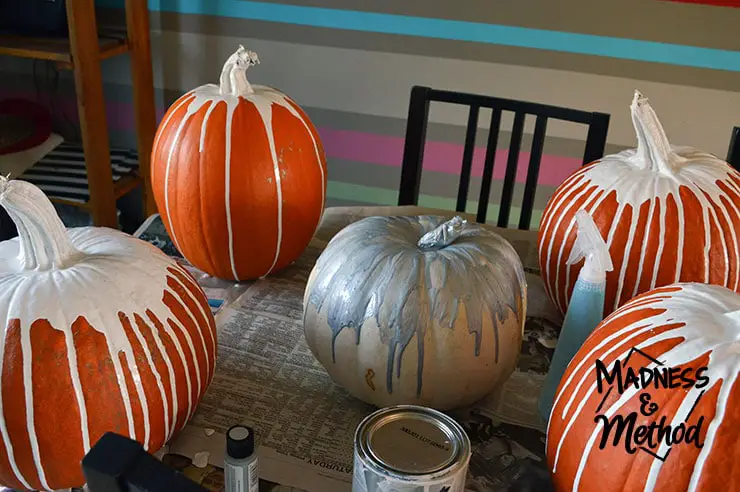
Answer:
[567,210,613,284]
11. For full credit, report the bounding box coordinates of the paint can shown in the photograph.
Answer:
[352,405,471,492]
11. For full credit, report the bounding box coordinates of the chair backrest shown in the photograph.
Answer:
[728,126,739,170]
[398,85,611,230]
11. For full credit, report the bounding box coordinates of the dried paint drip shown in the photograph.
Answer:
[547,283,740,491]
[305,216,526,398]
[539,91,740,317]
[0,177,216,490]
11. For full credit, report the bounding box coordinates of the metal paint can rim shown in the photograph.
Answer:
[354,405,471,478]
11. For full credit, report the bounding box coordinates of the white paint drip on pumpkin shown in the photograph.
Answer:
[173,263,218,365]
[550,284,740,491]
[251,90,285,278]
[263,87,326,231]
[144,311,180,442]
[155,314,194,425]
[127,314,170,442]
[199,102,217,154]
[169,270,213,379]
[169,316,201,416]
[163,46,324,280]
[540,91,740,315]
[20,324,48,490]
[0,178,214,489]
[63,329,89,452]
[223,101,240,281]
[160,94,196,256]
[0,325,30,490]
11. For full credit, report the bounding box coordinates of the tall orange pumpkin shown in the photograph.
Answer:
[539,91,740,316]
[0,177,216,490]
[151,46,327,281]
[547,283,740,491]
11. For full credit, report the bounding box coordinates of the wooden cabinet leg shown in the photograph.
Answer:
[67,0,118,228]
[126,0,158,218]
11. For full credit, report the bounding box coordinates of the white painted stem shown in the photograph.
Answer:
[630,90,677,174]
[0,176,79,270]
[218,45,260,97]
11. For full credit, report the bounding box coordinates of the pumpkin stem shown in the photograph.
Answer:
[0,176,79,270]
[630,90,677,174]
[219,45,260,97]
[418,216,468,250]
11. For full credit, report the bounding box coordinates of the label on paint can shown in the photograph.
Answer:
[352,405,471,492]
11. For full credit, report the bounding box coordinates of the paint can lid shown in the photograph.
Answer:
[355,405,471,476]
[226,425,255,459]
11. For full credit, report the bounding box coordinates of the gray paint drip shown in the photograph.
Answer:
[306,216,526,397]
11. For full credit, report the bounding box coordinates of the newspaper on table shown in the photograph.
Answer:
[161,232,562,492]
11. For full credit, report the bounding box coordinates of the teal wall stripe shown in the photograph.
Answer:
[97,0,740,71]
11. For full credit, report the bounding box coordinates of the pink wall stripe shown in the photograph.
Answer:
[318,128,581,187]
[1,90,580,187]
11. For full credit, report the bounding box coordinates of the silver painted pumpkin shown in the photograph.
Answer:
[303,215,527,410]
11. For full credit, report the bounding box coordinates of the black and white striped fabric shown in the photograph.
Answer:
[19,142,140,203]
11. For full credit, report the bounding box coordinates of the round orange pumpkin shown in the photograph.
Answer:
[0,177,216,490]
[538,91,740,316]
[151,46,327,281]
[547,282,740,491]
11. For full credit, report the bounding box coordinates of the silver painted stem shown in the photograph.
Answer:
[417,216,468,250]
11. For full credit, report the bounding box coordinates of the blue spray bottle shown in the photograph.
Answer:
[538,210,613,425]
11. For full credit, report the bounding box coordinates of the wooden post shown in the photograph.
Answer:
[67,0,118,228]
[126,0,158,217]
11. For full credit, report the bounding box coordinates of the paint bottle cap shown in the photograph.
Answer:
[226,425,255,459]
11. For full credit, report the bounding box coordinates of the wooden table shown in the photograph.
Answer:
[136,205,549,492]
[8,206,546,492]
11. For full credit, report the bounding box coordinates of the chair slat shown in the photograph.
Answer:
[728,126,739,170]
[582,112,610,165]
[398,86,431,206]
[398,85,611,228]
[456,105,480,213]
[477,110,502,223]
[497,112,526,228]
[519,115,548,230]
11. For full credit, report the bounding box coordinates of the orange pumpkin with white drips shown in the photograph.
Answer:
[151,45,327,281]
[0,177,216,490]
[538,91,740,316]
[547,283,740,491]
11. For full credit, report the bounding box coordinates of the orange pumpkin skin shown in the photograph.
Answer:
[0,178,217,490]
[0,267,215,490]
[546,283,740,492]
[538,92,740,316]
[151,47,326,282]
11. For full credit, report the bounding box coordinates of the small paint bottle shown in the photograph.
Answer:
[224,425,259,492]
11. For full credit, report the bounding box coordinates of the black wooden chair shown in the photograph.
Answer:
[728,126,739,170]
[398,86,611,230]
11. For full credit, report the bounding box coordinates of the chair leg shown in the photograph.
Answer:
[126,0,158,217]
[67,0,118,228]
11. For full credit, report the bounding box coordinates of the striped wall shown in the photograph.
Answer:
[662,0,740,6]
[1,0,739,228]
